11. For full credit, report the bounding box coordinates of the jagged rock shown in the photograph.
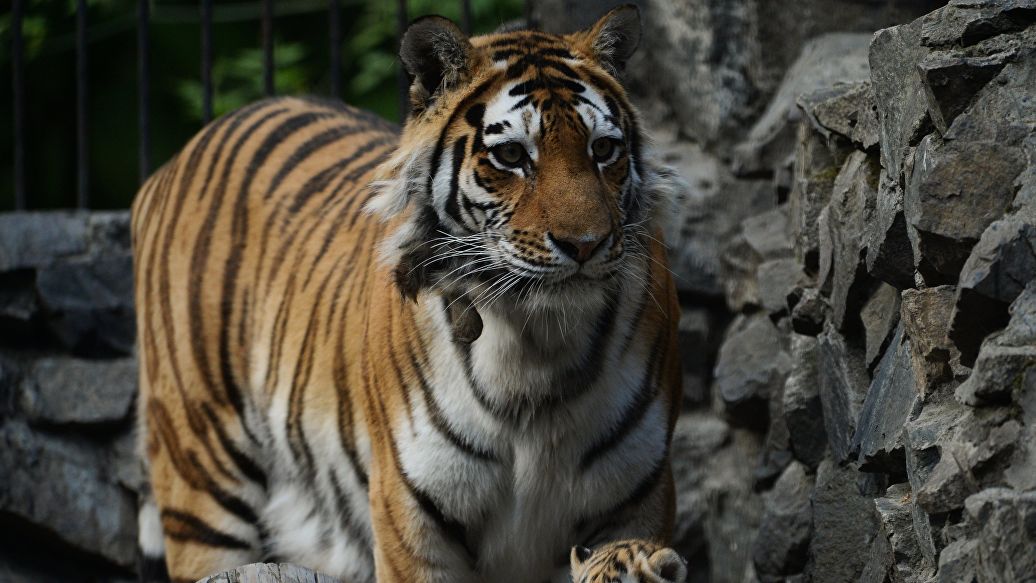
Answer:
[0,213,90,272]
[790,287,830,337]
[753,462,814,581]
[920,0,1036,48]
[1003,331,1036,491]
[0,270,38,323]
[197,563,342,583]
[820,151,880,330]
[900,286,962,397]
[817,323,870,463]
[714,314,793,422]
[798,81,880,151]
[964,488,1036,582]
[870,483,936,583]
[871,18,934,180]
[790,121,853,271]
[862,284,903,372]
[918,48,1012,134]
[865,171,916,290]
[35,255,135,356]
[0,420,137,568]
[18,357,136,426]
[806,459,879,583]
[950,215,1036,365]
[757,258,808,316]
[732,34,871,176]
[852,325,918,473]
[936,539,978,583]
[783,334,827,468]
[957,282,1036,405]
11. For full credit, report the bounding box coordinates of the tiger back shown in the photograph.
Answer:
[132,6,683,583]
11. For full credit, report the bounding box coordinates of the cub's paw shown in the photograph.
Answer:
[570,540,687,583]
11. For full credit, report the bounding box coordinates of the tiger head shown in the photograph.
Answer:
[369,5,680,320]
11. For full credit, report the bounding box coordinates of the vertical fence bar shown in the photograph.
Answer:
[525,0,535,29]
[76,0,89,209]
[329,0,341,98]
[460,0,472,34]
[12,0,26,210]
[201,0,213,123]
[262,0,275,96]
[138,0,150,183]
[396,0,409,120]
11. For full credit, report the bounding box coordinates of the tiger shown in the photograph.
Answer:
[570,541,687,583]
[130,4,684,583]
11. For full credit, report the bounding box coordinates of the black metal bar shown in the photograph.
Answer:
[138,0,150,183]
[329,0,341,98]
[262,0,274,96]
[12,0,26,210]
[396,0,409,120]
[525,0,535,29]
[201,0,213,123]
[76,0,89,209]
[460,0,472,34]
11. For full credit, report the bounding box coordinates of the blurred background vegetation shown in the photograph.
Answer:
[0,0,526,210]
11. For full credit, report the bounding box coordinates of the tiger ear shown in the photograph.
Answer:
[400,16,473,109]
[574,4,641,75]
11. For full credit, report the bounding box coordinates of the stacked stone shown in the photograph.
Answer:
[0,212,140,582]
[706,1,1036,582]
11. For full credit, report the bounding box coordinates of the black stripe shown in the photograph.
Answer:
[446,136,469,226]
[185,451,260,525]
[161,508,253,551]
[201,404,267,488]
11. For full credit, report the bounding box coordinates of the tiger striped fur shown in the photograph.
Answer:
[131,5,683,583]
[570,541,687,583]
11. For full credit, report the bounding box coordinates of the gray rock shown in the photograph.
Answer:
[806,458,879,583]
[817,322,870,463]
[920,1,1036,48]
[822,151,880,330]
[783,334,827,468]
[0,420,137,568]
[35,255,135,356]
[863,284,903,372]
[798,81,880,151]
[901,286,962,397]
[852,324,918,474]
[957,282,1036,404]
[753,462,814,581]
[790,121,853,271]
[0,212,89,272]
[950,216,1036,366]
[19,357,137,426]
[757,258,808,316]
[918,49,1012,134]
[936,538,978,583]
[871,18,934,181]
[678,308,712,407]
[732,33,872,176]
[714,314,793,421]
[964,488,1036,582]
[790,286,830,337]
[0,270,38,323]
[872,483,936,583]
[1004,347,1036,491]
[865,170,917,290]
[197,563,343,583]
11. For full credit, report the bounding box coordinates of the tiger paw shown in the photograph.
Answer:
[570,540,687,583]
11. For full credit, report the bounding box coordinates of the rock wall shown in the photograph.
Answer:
[0,212,140,582]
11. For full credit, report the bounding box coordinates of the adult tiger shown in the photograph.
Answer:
[131,5,684,583]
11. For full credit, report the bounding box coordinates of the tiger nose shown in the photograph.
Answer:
[548,231,611,264]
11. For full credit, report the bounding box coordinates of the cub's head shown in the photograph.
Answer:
[570,541,687,583]
[369,5,680,315]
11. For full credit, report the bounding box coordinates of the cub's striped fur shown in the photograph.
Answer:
[570,541,687,583]
[132,5,683,583]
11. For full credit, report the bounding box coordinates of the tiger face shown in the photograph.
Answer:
[370,5,679,313]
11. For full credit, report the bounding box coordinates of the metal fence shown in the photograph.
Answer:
[8,0,532,211]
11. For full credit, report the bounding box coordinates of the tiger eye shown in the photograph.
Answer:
[591,137,616,161]
[492,142,527,167]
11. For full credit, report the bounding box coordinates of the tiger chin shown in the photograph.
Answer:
[131,4,684,583]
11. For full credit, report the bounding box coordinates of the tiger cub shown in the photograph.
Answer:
[132,4,684,583]
[570,541,688,583]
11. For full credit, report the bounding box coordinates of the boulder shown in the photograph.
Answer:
[18,357,137,426]
[920,1,1036,48]
[871,483,936,583]
[789,121,853,271]
[806,458,879,583]
[797,81,880,151]
[862,283,903,372]
[852,325,918,474]
[864,171,917,290]
[714,314,793,423]
[964,488,1036,582]
[900,286,962,397]
[936,538,978,583]
[790,287,830,337]
[817,323,870,463]
[783,334,827,468]
[752,462,814,581]
[757,258,808,316]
